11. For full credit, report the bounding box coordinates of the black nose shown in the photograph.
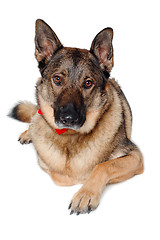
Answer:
[59,103,78,126]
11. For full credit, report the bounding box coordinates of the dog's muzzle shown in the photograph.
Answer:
[54,103,86,130]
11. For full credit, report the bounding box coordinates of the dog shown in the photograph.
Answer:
[10,19,143,214]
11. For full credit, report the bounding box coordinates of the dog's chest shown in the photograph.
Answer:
[31,118,103,178]
[35,135,100,177]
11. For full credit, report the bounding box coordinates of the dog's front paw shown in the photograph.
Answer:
[18,130,32,144]
[68,187,100,215]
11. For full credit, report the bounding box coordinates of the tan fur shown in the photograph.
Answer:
[19,80,143,191]
[16,102,37,123]
[110,79,132,139]
[13,20,143,214]
[16,79,143,215]
[18,130,31,144]
[24,82,119,183]
[70,149,143,213]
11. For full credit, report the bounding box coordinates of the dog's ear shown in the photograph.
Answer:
[90,28,113,73]
[35,19,63,69]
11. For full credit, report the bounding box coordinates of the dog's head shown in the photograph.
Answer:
[35,19,113,134]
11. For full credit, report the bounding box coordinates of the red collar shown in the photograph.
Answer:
[38,108,68,135]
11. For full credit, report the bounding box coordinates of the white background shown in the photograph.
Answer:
[1,0,160,239]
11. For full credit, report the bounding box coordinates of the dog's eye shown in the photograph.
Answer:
[52,76,62,86]
[83,80,93,89]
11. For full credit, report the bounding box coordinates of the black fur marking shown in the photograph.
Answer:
[39,59,46,73]
[36,37,43,52]
[71,49,82,68]
[8,104,19,120]
[101,78,107,90]
[103,70,110,79]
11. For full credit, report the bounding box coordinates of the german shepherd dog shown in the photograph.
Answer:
[10,19,143,214]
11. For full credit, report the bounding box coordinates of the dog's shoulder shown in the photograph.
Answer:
[108,78,132,139]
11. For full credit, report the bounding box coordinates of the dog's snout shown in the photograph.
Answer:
[54,94,86,130]
[59,103,78,126]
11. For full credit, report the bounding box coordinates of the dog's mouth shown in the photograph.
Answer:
[54,103,86,130]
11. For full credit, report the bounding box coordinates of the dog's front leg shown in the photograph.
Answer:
[18,128,32,144]
[69,148,143,215]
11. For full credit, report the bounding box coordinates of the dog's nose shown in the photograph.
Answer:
[59,103,78,126]
[60,115,78,125]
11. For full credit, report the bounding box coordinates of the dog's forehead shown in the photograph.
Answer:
[63,48,90,64]
[51,47,99,74]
